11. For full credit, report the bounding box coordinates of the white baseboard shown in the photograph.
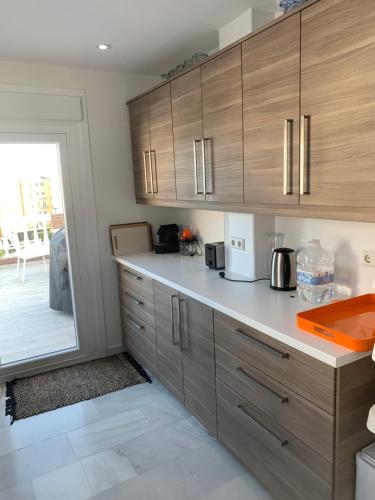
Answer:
[105,343,125,356]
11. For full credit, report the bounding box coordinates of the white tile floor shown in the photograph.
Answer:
[0,380,274,500]
[0,260,76,365]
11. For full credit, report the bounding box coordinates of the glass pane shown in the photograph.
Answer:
[0,143,78,365]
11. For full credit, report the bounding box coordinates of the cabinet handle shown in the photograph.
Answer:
[148,150,154,194]
[201,137,207,196]
[236,367,289,404]
[283,119,293,195]
[234,328,289,359]
[150,150,158,194]
[193,140,204,195]
[122,269,142,281]
[178,298,186,351]
[202,138,213,195]
[237,404,288,447]
[300,115,309,195]
[125,291,144,306]
[170,294,180,346]
[126,313,144,331]
[143,151,151,194]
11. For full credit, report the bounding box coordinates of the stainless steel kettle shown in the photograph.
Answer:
[270,248,297,291]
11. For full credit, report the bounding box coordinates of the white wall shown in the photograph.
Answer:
[277,217,375,295]
[0,59,177,353]
[219,7,274,49]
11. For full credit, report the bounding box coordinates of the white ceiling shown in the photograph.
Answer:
[0,0,276,75]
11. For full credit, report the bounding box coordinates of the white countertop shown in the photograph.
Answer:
[113,252,371,368]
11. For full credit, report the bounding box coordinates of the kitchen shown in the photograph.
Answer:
[1,1,375,499]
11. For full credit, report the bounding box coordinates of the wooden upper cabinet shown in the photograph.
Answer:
[148,84,176,200]
[243,15,301,206]
[201,46,244,203]
[171,68,205,201]
[300,0,375,208]
[128,96,151,199]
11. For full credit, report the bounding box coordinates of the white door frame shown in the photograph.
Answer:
[0,86,106,382]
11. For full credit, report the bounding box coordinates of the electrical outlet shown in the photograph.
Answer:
[362,250,375,267]
[230,237,245,251]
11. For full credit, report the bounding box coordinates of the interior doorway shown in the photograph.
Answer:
[0,142,78,365]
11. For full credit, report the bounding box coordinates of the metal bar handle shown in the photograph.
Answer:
[150,150,158,193]
[126,314,144,331]
[193,140,204,195]
[235,328,289,359]
[148,149,154,194]
[283,119,293,195]
[236,367,289,404]
[178,298,186,351]
[124,291,144,306]
[300,115,309,195]
[170,295,179,346]
[122,269,142,281]
[237,404,288,447]
[201,137,207,196]
[143,151,150,194]
[203,137,213,195]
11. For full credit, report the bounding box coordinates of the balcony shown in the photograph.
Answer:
[0,259,76,365]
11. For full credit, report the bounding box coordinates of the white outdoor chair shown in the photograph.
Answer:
[1,215,50,282]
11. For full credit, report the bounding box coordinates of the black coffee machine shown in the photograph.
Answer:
[155,224,179,254]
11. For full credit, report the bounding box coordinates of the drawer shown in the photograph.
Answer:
[120,284,155,328]
[118,264,154,303]
[214,311,335,414]
[216,344,334,461]
[217,379,332,500]
[121,308,157,376]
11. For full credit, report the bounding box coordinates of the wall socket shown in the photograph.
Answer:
[230,236,245,251]
[362,250,375,267]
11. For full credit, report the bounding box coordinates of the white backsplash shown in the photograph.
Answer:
[276,217,375,295]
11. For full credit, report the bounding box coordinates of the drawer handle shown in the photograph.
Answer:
[235,328,289,359]
[237,404,288,447]
[126,314,144,331]
[170,295,180,346]
[125,291,144,306]
[123,269,142,281]
[236,367,289,404]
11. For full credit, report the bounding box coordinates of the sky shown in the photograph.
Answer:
[0,143,64,220]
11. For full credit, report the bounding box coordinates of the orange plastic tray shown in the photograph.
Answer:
[296,294,375,352]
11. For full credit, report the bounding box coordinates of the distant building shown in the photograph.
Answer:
[20,176,53,216]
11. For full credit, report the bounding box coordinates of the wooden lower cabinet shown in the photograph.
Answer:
[217,379,332,500]
[118,269,375,500]
[154,282,217,434]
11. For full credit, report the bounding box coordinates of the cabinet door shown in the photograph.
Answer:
[300,0,375,208]
[201,46,244,203]
[154,281,184,402]
[148,84,176,200]
[180,294,217,435]
[171,68,205,201]
[243,15,300,206]
[128,96,152,199]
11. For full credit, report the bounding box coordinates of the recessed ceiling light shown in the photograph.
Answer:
[97,43,112,51]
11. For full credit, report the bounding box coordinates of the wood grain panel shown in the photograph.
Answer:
[121,308,158,376]
[243,14,300,205]
[214,311,335,414]
[180,294,217,436]
[128,96,151,199]
[120,284,155,328]
[118,264,154,303]
[216,344,334,461]
[201,46,244,203]
[171,68,205,201]
[148,83,176,200]
[217,379,332,500]
[333,356,375,500]
[301,0,375,207]
[154,281,184,401]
